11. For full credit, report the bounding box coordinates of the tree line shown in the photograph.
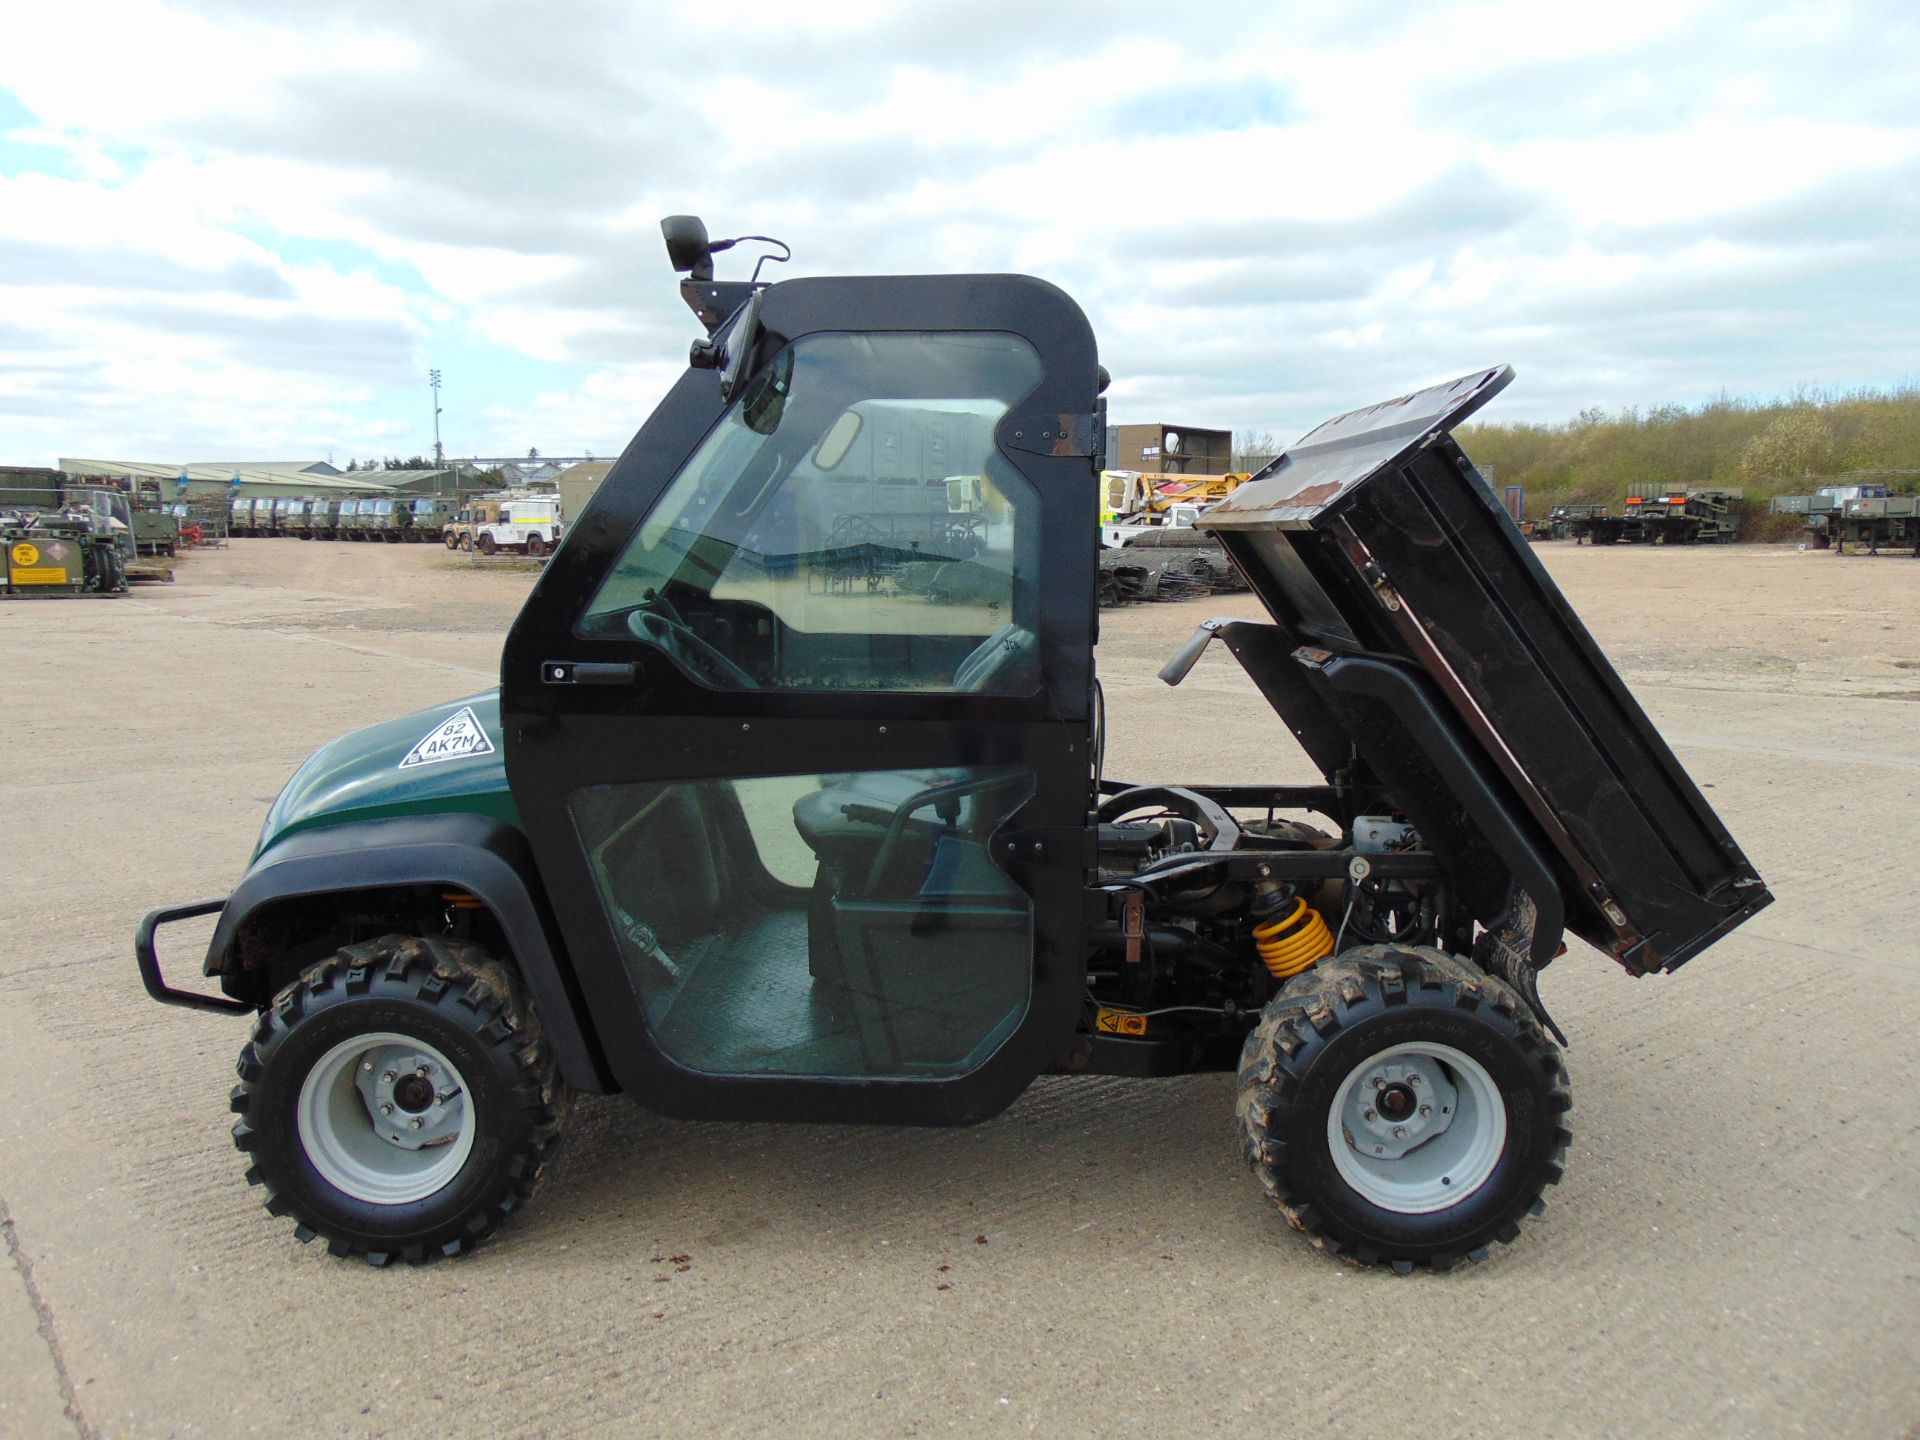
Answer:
[1455,383,1920,509]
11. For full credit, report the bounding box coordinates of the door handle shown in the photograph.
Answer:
[542,660,638,686]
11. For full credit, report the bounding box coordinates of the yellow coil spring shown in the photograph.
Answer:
[1253,896,1334,980]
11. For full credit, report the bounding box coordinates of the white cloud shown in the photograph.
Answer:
[1,0,1917,461]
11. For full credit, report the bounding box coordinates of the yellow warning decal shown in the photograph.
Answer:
[11,542,40,567]
[1095,1008,1149,1036]
[11,567,73,585]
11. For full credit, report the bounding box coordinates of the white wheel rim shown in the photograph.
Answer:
[1327,1041,1507,1214]
[296,1032,476,1205]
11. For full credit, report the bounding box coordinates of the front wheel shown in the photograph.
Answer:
[230,936,566,1265]
[1235,945,1570,1272]
[479,535,497,555]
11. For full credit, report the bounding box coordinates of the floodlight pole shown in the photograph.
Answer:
[430,368,445,466]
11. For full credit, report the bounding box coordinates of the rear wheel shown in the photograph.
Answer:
[526,534,546,557]
[230,935,566,1264]
[1235,945,1570,1272]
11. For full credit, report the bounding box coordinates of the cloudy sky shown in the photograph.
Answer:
[3,0,1916,467]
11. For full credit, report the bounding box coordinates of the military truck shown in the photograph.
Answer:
[363,497,406,542]
[138,218,1771,1273]
[133,506,181,556]
[406,496,458,541]
[338,497,376,541]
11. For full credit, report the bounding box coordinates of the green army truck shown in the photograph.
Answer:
[305,497,343,539]
[338,498,375,541]
[364,497,402,541]
[407,496,459,542]
[137,217,1772,1275]
[267,496,303,537]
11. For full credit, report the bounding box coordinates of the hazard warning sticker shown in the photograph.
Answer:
[398,707,496,769]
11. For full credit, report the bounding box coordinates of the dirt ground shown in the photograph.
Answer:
[1,538,1916,1439]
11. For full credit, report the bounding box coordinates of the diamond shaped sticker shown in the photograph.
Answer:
[398,706,496,769]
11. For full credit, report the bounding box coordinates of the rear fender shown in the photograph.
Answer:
[207,813,613,1093]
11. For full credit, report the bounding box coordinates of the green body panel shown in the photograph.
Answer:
[255,689,517,859]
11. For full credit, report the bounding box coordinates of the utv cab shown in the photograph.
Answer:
[136,218,1770,1272]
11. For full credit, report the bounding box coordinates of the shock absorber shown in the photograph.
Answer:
[1250,881,1334,980]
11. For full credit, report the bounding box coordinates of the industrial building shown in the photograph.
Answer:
[1106,423,1234,476]
[57,459,470,503]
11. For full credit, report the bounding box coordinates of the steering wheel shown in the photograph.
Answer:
[627,608,760,688]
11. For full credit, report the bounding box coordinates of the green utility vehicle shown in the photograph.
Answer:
[138,218,1771,1273]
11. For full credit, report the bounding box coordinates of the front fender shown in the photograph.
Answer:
[207,812,613,1093]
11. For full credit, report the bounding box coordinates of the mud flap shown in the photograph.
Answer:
[1472,889,1568,1046]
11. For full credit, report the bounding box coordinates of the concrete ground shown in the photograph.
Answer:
[0,539,1915,1439]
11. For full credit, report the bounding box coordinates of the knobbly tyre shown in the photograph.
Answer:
[137,218,1772,1271]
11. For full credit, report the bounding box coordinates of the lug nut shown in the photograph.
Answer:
[379,1103,393,1116]
[1420,1104,1433,1118]
[383,1071,397,1083]
[1363,1108,1377,1122]
[416,1066,430,1078]
[361,1060,373,1072]
[1393,1126,1408,1139]
[409,1117,424,1130]
[1372,1077,1386,1091]
[1409,1073,1422,1086]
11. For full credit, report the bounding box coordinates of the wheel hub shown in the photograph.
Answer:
[1345,1055,1458,1160]
[353,1046,465,1150]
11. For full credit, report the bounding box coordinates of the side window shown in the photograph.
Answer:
[579,331,1044,694]
[571,767,1035,1078]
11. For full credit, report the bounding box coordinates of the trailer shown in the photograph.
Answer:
[1583,487,1740,545]
[1833,494,1920,556]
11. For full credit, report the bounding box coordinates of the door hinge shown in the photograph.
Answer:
[1006,411,1101,459]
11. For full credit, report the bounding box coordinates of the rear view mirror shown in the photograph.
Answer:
[813,411,864,470]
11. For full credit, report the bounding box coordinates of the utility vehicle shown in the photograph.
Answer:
[137,218,1771,1271]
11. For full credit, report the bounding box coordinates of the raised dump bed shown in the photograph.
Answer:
[1201,366,1769,974]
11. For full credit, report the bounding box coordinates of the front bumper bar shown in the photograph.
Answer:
[136,899,251,1014]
